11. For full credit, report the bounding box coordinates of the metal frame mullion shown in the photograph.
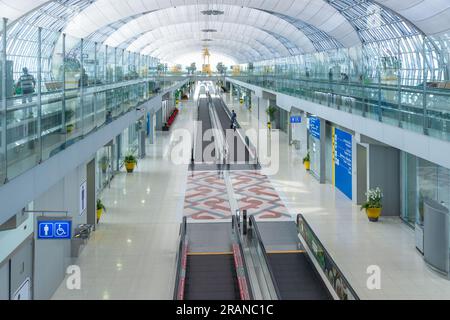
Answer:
[80,38,85,136]
[37,27,42,163]
[1,18,7,183]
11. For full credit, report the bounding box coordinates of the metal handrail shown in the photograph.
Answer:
[231,215,253,300]
[173,217,188,300]
[249,215,282,299]
[296,214,359,300]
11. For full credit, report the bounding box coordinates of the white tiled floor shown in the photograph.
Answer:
[225,93,450,300]
[52,101,194,300]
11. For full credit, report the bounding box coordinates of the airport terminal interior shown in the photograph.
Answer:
[0,0,450,301]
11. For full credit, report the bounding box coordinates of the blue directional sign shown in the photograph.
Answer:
[334,128,353,200]
[309,116,321,140]
[37,220,72,240]
[290,115,302,124]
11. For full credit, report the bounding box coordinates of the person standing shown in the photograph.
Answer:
[17,67,36,104]
[231,110,237,131]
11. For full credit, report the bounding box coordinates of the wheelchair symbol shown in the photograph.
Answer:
[55,224,67,237]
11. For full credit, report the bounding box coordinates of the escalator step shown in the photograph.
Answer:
[184,255,240,300]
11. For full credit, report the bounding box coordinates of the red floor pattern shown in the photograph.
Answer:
[184,171,231,220]
[230,171,291,220]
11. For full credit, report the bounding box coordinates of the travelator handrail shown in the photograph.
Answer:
[208,96,229,165]
[173,217,188,300]
[249,215,282,300]
[297,214,359,300]
[231,215,253,300]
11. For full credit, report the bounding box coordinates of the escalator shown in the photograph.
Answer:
[250,216,332,300]
[174,217,252,301]
[267,252,330,300]
[184,254,240,300]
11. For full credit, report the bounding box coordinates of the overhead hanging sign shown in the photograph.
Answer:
[333,128,353,200]
[37,218,72,240]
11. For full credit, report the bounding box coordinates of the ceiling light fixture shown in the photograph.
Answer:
[201,29,217,33]
[201,10,224,16]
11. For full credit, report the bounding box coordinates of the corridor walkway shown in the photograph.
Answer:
[51,100,195,300]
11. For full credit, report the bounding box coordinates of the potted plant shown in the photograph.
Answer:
[303,152,311,171]
[266,106,277,129]
[361,187,383,222]
[97,199,106,223]
[124,154,138,173]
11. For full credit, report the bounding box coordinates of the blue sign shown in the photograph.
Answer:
[334,128,353,200]
[290,116,302,124]
[309,116,321,140]
[37,221,72,240]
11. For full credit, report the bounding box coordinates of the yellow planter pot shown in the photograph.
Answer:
[125,162,136,173]
[366,208,382,222]
[96,208,103,223]
[304,161,310,171]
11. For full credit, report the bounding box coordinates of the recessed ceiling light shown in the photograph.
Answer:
[202,29,217,33]
[201,10,224,16]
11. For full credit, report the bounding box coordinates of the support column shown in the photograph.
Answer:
[319,118,327,184]
[139,127,146,159]
[86,158,96,228]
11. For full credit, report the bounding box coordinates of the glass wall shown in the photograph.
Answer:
[0,19,181,187]
[401,152,450,227]
[6,24,40,180]
[234,34,450,143]
[96,145,113,194]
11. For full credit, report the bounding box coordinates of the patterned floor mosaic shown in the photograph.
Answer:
[230,171,291,220]
[184,171,292,221]
[184,171,231,220]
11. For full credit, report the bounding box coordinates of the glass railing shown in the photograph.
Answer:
[297,214,359,300]
[0,76,184,186]
[230,75,450,143]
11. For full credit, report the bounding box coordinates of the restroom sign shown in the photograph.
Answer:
[37,219,72,240]
[290,116,302,123]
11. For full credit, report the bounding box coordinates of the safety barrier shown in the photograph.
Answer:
[173,217,188,300]
[297,214,359,300]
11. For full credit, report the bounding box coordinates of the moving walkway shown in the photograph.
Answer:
[247,216,332,300]
[191,82,257,170]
